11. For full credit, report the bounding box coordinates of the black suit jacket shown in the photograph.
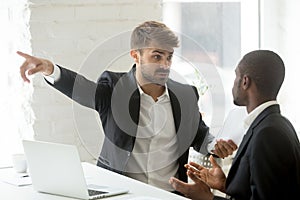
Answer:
[215,104,300,200]
[48,65,210,182]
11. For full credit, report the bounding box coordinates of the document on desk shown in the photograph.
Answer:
[0,171,32,187]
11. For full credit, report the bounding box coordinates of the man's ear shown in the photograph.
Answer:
[130,50,139,63]
[242,75,251,90]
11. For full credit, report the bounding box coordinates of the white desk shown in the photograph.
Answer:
[0,162,189,200]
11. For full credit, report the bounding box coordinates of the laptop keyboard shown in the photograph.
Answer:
[88,189,108,196]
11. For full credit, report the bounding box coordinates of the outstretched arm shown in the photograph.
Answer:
[17,51,105,110]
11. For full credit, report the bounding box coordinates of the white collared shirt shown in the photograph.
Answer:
[44,64,61,84]
[243,100,278,131]
[223,101,278,161]
[124,84,179,191]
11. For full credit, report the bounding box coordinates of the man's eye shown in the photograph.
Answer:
[154,55,161,60]
[167,56,172,61]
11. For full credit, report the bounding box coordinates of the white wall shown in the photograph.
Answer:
[28,0,162,163]
[261,0,300,135]
[0,0,34,167]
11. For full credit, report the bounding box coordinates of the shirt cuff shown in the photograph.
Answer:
[207,138,216,152]
[199,132,215,155]
[44,63,61,84]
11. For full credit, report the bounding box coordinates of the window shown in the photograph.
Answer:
[163,0,259,133]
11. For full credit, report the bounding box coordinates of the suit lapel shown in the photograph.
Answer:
[127,66,140,129]
[230,128,253,167]
[168,89,181,132]
[227,105,280,184]
[111,65,140,139]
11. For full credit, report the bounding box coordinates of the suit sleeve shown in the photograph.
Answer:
[191,112,212,155]
[189,85,212,154]
[45,65,112,112]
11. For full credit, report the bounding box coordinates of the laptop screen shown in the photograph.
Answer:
[22,140,128,199]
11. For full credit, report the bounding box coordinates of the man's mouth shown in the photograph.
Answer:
[155,69,170,76]
[156,72,169,77]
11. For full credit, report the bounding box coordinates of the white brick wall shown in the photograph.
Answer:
[29,0,162,163]
[0,0,34,166]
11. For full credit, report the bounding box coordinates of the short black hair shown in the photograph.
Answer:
[238,50,285,98]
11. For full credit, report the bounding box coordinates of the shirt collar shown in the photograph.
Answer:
[244,100,278,129]
[136,82,170,99]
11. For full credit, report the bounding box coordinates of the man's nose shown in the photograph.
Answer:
[160,59,171,69]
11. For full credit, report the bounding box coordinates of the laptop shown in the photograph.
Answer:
[22,140,129,199]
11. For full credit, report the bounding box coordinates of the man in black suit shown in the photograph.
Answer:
[169,50,300,199]
[17,21,237,192]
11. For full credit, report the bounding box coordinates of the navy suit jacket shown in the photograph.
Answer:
[48,64,210,183]
[215,104,300,200]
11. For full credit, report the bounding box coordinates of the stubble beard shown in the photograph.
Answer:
[140,62,169,86]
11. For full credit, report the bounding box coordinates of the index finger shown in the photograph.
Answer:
[185,164,199,174]
[17,51,32,59]
[189,161,205,171]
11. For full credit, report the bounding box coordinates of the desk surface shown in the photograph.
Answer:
[0,162,189,200]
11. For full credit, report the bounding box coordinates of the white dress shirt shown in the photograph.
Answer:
[124,84,179,191]
[243,100,278,131]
